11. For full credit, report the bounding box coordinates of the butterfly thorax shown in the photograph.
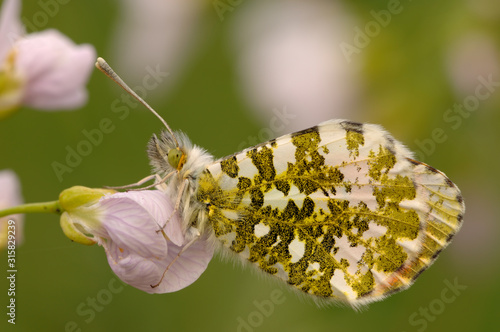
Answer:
[147,130,214,238]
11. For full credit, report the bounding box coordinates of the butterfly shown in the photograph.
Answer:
[97,58,464,307]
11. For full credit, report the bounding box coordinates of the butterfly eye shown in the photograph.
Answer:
[167,148,185,170]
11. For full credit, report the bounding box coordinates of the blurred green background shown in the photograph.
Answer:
[1,0,499,331]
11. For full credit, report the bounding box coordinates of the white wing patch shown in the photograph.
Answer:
[254,223,270,237]
[289,238,306,263]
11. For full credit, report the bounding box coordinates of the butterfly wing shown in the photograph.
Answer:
[197,119,464,306]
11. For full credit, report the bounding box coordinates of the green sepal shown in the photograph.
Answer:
[59,186,116,211]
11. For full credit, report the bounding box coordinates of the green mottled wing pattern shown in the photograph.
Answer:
[197,119,464,306]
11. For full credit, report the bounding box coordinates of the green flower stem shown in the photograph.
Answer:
[0,200,62,219]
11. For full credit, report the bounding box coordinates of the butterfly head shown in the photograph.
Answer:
[148,130,191,175]
[167,147,186,171]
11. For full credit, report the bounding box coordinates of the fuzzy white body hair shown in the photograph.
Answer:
[147,130,214,241]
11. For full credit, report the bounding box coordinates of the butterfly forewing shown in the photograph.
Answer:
[197,119,464,306]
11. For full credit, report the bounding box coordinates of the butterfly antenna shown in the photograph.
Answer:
[95,57,179,147]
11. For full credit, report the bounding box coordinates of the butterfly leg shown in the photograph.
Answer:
[131,171,176,191]
[156,177,189,232]
[104,174,157,190]
[150,228,201,289]
[104,171,176,191]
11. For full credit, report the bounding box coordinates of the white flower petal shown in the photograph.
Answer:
[105,235,213,294]
[106,190,184,246]
[104,242,165,293]
[98,191,173,259]
[152,236,214,293]
[110,0,204,100]
[15,29,96,109]
[446,33,500,97]
[232,0,360,131]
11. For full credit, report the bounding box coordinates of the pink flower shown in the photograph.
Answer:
[231,0,360,132]
[445,33,500,97]
[59,186,213,293]
[0,0,96,116]
[0,170,23,248]
[109,0,204,100]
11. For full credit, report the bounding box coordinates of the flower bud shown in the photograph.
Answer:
[59,186,115,211]
[58,186,115,245]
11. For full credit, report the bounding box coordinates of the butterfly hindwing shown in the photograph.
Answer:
[196,119,464,306]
